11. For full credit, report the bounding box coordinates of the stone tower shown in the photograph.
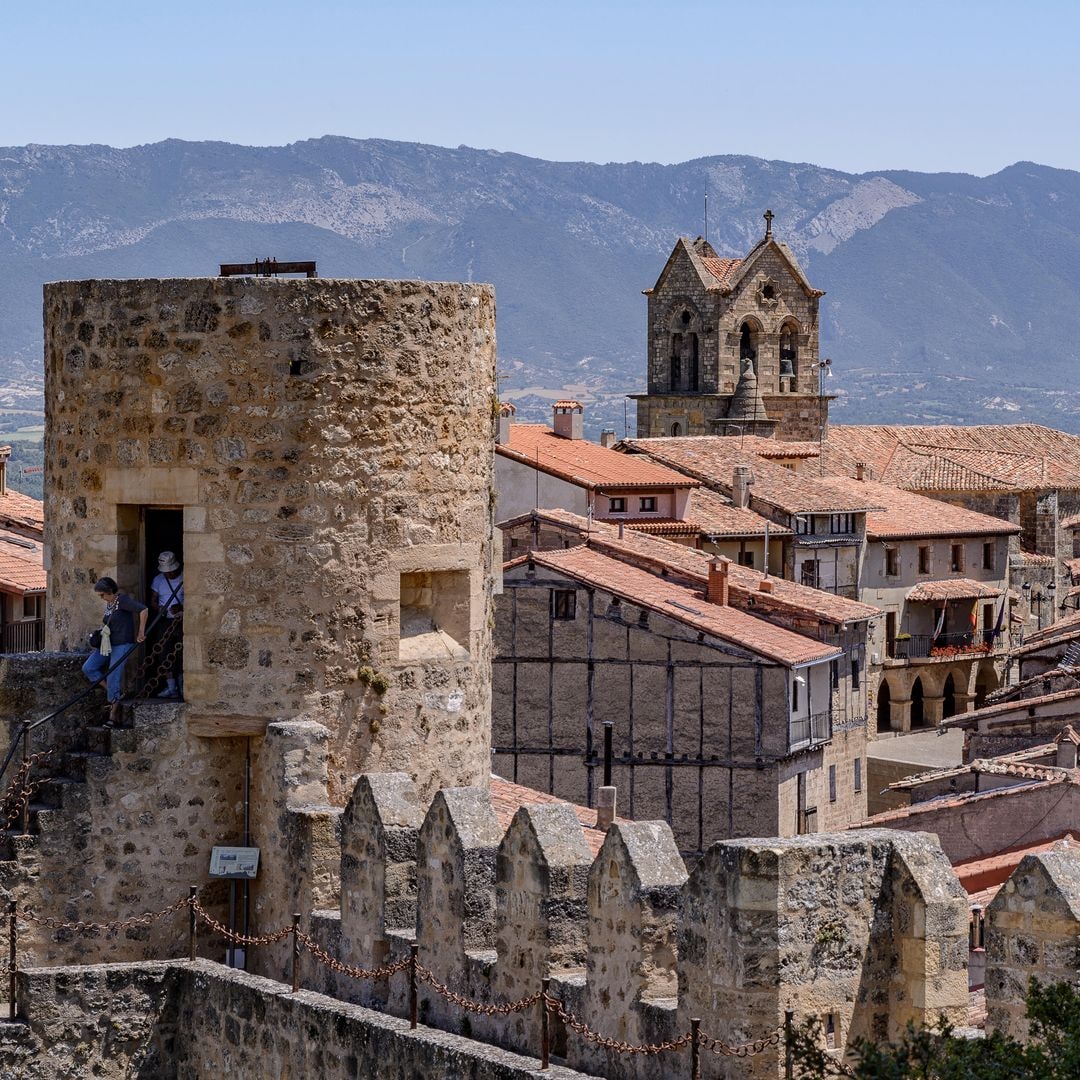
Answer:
[43,275,497,800]
[632,212,829,441]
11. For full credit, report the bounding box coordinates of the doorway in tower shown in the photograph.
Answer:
[142,507,185,698]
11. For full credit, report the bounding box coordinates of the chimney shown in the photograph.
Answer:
[596,785,617,830]
[758,579,774,594]
[1057,727,1079,769]
[600,428,616,449]
[732,465,753,509]
[707,556,731,606]
[553,400,584,440]
[855,461,868,481]
[496,401,516,445]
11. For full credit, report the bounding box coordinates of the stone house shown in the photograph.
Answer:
[632,213,831,442]
[823,423,1080,628]
[494,401,699,538]
[0,447,46,653]
[618,435,881,600]
[495,513,878,855]
[821,475,1020,733]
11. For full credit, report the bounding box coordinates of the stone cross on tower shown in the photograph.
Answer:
[763,209,774,238]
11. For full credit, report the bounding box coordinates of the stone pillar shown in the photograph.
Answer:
[415,787,502,1028]
[923,694,945,727]
[985,847,1080,1041]
[890,697,912,733]
[493,804,591,1055]
[339,772,422,1009]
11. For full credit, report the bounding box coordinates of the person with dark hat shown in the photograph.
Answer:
[81,577,147,724]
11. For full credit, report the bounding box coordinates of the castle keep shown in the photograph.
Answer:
[43,276,496,799]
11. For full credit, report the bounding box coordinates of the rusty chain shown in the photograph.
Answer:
[700,1026,784,1057]
[20,893,191,936]
[1,748,54,832]
[416,963,542,1016]
[295,929,412,981]
[546,993,693,1055]
[190,896,292,946]
[128,628,183,705]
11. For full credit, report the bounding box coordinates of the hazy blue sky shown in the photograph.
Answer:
[3,0,1077,175]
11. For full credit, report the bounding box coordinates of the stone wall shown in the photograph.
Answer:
[2,959,598,1080]
[43,276,496,801]
[300,772,968,1080]
[984,847,1080,1040]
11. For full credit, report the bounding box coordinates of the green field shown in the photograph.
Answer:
[1,426,44,442]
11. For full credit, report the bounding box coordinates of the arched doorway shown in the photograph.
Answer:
[974,663,999,708]
[670,422,682,437]
[876,679,892,733]
[910,677,926,729]
[942,673,957,720]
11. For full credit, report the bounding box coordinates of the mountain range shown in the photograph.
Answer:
[2,137,1080,437]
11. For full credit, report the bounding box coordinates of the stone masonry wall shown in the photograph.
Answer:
[2,960,598,1080]
[44,277,496,802]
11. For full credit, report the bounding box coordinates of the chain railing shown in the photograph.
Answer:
[4,889,814,1077]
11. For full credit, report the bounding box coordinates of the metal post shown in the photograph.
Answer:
[690,1017,700,1080]
[784,1009,795,1080]
[603,722,613,788]
[8,900,16,1019]
[291,913,301,993]
[188,886,197,961]
[540,977,550,1070]
[409,943,419,1029]
[20,728,29,837]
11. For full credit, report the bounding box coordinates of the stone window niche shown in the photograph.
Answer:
[398,570,471,662]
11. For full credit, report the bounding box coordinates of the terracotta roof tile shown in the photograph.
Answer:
[0,530,45,594]
[504,508,877,625]
[552,400,583,410]
[489,775,614,856]
[618,518,700,537]
[825,424,1080,493]
[735,438,822,460]
[821,477,1020,540]
[906,579,1001,602]
[699,257,742,289]
[499,425,698,491]
[1019,551,1055,567]
[689,488,793,538]
[0,489,43,535]
[620,437,883,516]
[943,685,1080,725]
[955,832,1080,901]
[525,545,841,666]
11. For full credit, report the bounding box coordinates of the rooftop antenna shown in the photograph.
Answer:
[704,193,709,244]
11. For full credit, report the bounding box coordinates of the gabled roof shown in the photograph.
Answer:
[522,545,841,667]
[497,424,698,491]
[0,530,45,595]
[489,775,613,857]
[721,234,824,299]
[618,436,883,517]
[821,477,1020,541]
[825,424,1080,493]
[501,508,878,625]
[0,488,44,536]
[689,487,793,538]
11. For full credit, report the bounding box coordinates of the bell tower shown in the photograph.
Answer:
[632,212,829,441]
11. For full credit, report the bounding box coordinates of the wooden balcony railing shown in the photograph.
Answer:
[1,619,45,654]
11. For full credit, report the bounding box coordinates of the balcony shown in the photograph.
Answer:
[1,618,45,654]
[888,630,1000,661]
[788,711,831,753]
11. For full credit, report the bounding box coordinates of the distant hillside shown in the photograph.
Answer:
[1,138,1080,439]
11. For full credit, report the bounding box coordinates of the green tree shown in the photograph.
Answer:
[789,980,1080,1079]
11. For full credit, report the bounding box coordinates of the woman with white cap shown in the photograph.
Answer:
[149,550,184,699]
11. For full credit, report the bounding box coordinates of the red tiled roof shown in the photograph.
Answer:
[552,400,583,410]
[689,487,793,538]
[503,508,877,625]
[499,425,698,491]
[0,488,44,536]
[943,686,1080,727]
[489,775,614,857]
[888,744,1058,789]
[825,424,1080,493]
[821,477,1019,540]
[736,438,822,460]
[906,579,1001,602]
[620,437,883,517]
[1019,608,1080,646]
[1019,551,1055,567]
[956,832,1080,903]
[699,257,742,289]
[526,545,841,666]
[616,518,700,537]
[0,530,45,594]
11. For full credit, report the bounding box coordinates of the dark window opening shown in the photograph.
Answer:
[951,544,964,572]
[801,560,818,588]
[609,497,626,513]
[982,541,994,570]
[854,758,862,793]
[851,652,861,691]
[681,309,691,326]
[918,546,930,574]
[885,547,899,576]
[828,765,836,803]
[639,497,657,513]
[551,590,577,620]
[739,323,758,373]
[670,422,682,437]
